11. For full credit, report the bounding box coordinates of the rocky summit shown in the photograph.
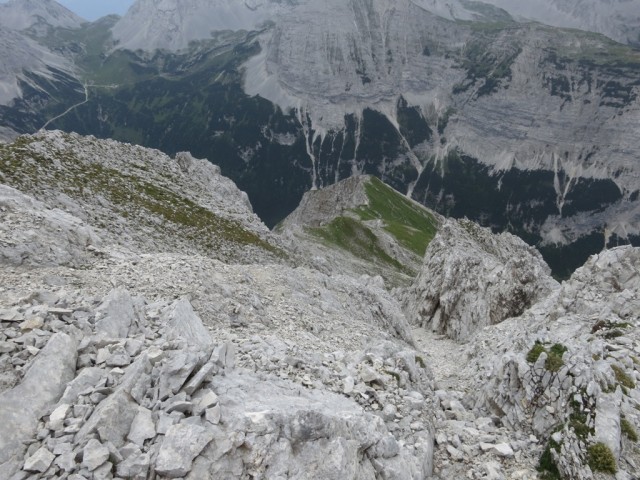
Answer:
[0,130,638,480]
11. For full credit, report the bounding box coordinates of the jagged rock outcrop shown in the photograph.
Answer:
[404,218,558,342]
[464,246,640,478]
[280,175,371,229]
[0,132,438,479]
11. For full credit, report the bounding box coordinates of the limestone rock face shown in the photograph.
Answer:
[0,333,77,474]
[465,246,640,478]
[189,372,433,480]
[0,131,437,479]
[404,218,558,341]
[0,184,100,267]
[0,26,76,107]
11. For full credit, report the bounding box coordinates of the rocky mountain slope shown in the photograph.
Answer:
[1,131,639,479]
[110,0,640,51]
[0,0,85,34]
[476,0,640,46]
[0,131,437,479]
[0,0,630,277]
[279,175,441,284]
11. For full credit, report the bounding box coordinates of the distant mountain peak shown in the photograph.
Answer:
[0,0,85,33]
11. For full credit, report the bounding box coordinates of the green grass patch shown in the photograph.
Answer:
[0,135,283,258]
[545,354,564,373]
[355,177,438,257]
[526,342,546,364]
[310,216,408,272]
[621,418,638,442]
[525,342,565,372]
[612,365,636,389]
[537,436,561,480]
[587,443,617,474]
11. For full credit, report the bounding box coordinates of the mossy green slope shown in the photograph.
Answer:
[309,177,439,278]
[356,177,439,257]
[0,133,283,261]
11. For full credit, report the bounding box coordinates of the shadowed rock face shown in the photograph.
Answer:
[403,218,558,342]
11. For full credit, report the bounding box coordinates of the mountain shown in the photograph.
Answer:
[0,25,81,140]
[279,174,441,284]
[111,0,288,52]
[0,0,639,277]
[0,131,638,479]
[0,0,85,34]
[476,0,640,47]
[110,0,640,51]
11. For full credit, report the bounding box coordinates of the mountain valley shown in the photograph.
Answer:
[0,130,638,479]
[0,0,639,276]
[1,1,640,479]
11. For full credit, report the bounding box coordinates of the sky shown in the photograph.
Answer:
[55,0,135,20]
[0,0,136,20]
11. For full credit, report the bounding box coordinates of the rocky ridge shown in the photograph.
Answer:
[0,130,279,265]
[0,131,438,479]
[462,246,640,479]
[0,130,639,479]
[0,0,85,35]
[404,218,558,341]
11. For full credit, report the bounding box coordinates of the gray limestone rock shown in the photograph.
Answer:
[94,288,136,339]
[158,351,202,399]
[204,405,221,425]
[404,219,558,341]
[49,403,71,431]
[0,333,77,472]
[0,185,100,267]
[82,439,110,471]
[22,446,54,473]
[127,407,156,447]
[60,368,105,405]
[162,298,213,352]
[117,451,150,479]
[155,424,215,478]
[76,389,138,448]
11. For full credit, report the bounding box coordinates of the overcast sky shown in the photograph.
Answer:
[0,0,135,20]
[55,0,135,20]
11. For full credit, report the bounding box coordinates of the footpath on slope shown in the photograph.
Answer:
[412,327,469,392]
[411,327,542,480]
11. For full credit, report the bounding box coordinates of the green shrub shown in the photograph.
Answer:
[604,329,624,339]
[549,344,568,356]
[527,342,546,363]
[545,354,564,372]
[587,443,617,474]
[621,418,638,442]
[538,437,561,480]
